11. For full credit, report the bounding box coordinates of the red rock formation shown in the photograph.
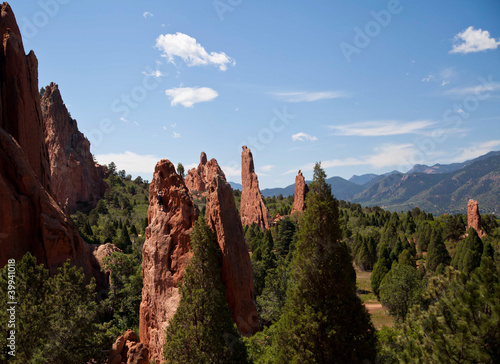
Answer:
[205,173,259,336]
[139,160,197,363]
[41,83,107,213]
[0,2,105,286]
[108,330,148,364]
[240,146,271,229]
[185,151,226,194]
[0,2,50,189]
[467,199,485,238]
[291,170,308,214]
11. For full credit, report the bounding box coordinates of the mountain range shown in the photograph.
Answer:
[230,151,500,215]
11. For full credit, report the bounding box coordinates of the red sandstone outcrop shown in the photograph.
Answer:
[0,2,50,189]
[206,173,259,336]
[108,330,148,364]
[0,2,105,286]
[240,146,271,229]
[41,83,107,212]
[291,170,308,214]
[139,160,197,363]
[185,151,226,194]
[467,199,485,238]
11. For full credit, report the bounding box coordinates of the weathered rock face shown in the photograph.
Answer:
[0,2,105,287]
[41,83,107,213]
[139,160,197,364]
[291,170,308,214]
[185,151,226,194]
[108,330,148,364]
[467,199,485,238]
[205,173,259,336]
[240,146,271,229]
[0,127,104,283]
[0,2,50,189]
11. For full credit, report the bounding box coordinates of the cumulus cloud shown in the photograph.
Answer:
[273,91,349,102]
[156,32,235,71]
[329,120,434,137]
[421,75,433,82]
[165,86,218,107]
[221,165,241,177]
[95,151,158,174]
[143,11,153,18]
[260,165,275,172]
[172,131,181,139]
[450,26,500,54]
[292,132,318,142]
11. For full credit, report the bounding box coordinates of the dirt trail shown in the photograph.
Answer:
[364,303,383,313]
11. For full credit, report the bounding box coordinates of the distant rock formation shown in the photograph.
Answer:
[108,330,148,364]
[41,83,107,213]
[240,146,271,229]
[467,199,485,238]
[139,160,197,364]
[291,170,308,214]
[185,151,226,194]
[205,172,259,335]
[0,2,105,286]
[0,2,50,190]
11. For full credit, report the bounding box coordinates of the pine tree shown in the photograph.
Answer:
[371,245,392,298]
[426,226,451,272]
[163,217,248,364]
[271,163,376,363]
[452,228,484,275]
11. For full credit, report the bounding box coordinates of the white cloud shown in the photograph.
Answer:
[273,91,349,103]
[142,69,163,78]
[444,82,500,96]
[292,132,318,142]
[184,163,198,171]
[260,165,275,172]
[441,80,450,87]
[329,120,435,137]
[163,126,167,130]
[450,26,500,54]
[120,117,128,123]
[421,75,433,82]
[284,144,418,174]
[170,123,177,128]
[221,165,241,177]
[143,11,154,18]
[165,86,218,107]
[450,140,500,162]
[95,151,158,174]
[155,32,235,71]
[172,131,181,139]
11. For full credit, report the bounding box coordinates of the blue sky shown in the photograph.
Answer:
[11,0,500,187]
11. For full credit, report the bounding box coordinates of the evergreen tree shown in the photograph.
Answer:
[426,226,451,272]
[271,163,376,363]
[379,263,422,323]
[163,217,248,364]
[397,259,500,363]
[371,245,392,298]
[398,249,416,268]
[452,228,484,275]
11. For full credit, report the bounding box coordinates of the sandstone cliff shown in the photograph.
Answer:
[0,2,105,286]
[240,146,271,229]
[185,151,226,194]
[0,2,50,189]
[291,170,308,214]
[139,159,197,363]
[41,83,107,213]
[206,171,259,335]
[467,199,485,238]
